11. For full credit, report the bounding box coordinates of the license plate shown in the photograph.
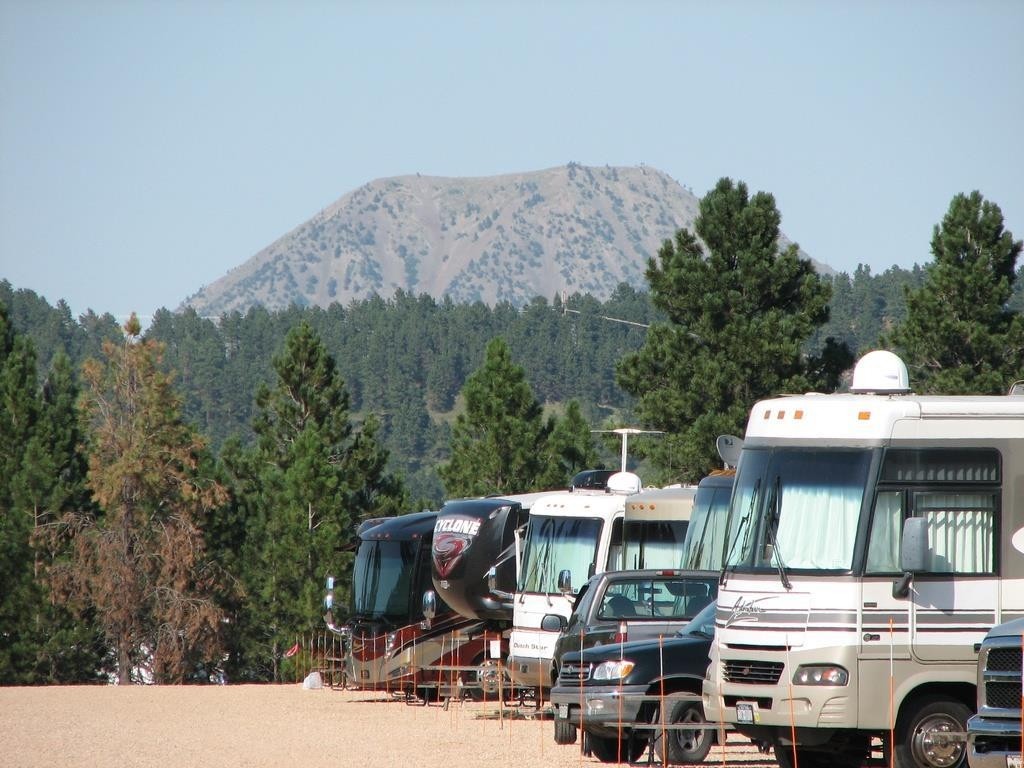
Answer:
[735,701,758,724]
[1007,755,1022,768]
[557,703,568,719]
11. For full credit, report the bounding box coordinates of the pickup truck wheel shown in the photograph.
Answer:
[553,718,577,745]
[587,731,646,763]
[895,698,970,768]
[652,700,714,764]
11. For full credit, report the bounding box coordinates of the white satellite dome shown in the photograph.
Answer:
[606,471,642,495]
[850,350,911,394]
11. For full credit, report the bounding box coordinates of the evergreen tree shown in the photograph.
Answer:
[58,315,228,684]
[234,321,405,680]
[0,302,43,682]
[15,352,106,682]
[440,337,554,496]
[887,191,1024,393]
[536,400,602,489]
[617,178,852,483]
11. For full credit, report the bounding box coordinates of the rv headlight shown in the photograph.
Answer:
[323,590,334,611]
[385,632,398,655]
[592,660,635,681]
[792,665,848,686]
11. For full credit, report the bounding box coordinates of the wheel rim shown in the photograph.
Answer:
[474,658,501,695]
[672,706,708,753]
[910,712,966,768]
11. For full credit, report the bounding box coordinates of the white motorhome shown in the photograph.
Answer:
[703,350,1024,768]
[622,485,697,570]
[507,471,642,692]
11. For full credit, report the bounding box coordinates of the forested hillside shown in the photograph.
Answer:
[0,265,975,501]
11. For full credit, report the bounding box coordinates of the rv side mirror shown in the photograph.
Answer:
[421,590,437,629]
[541,613,567,633]
[487,566,497,594]
[900,517,928,572]
[557,569,573,594]
[893,517,929,598]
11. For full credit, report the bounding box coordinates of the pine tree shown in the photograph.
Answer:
[14,352,106,682]
[59,316,228,684]
[235,321,405,680]
[617,178,852,483]
[887,191,1024,394]
[0,302,43,682]
[440,337,554,496]
[536,400,602,489]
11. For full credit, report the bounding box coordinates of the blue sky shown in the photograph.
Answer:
[2,1,1022,324]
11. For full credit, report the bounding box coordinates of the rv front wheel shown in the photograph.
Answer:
[895,698,970,768]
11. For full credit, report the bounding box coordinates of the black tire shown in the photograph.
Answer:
[895,698,971,768]
[587,731,647,764]
[554,718,577,745]
[652,700,714,764]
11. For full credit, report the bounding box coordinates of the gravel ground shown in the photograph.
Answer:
[0,684,778,768]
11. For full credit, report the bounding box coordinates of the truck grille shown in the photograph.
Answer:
[559,662,592,684]
[987,647,1022,672]
[981,642,1022,711]
[723,659,784,685]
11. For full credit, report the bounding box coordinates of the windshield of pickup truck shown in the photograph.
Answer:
[597,576,716,621]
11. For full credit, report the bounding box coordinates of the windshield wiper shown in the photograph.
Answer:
[763,477,792,591]
[721,479,759,587]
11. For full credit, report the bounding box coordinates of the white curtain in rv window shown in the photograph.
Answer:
[918,492,995,574]
[776,481,862,569]
[866,491,903,573]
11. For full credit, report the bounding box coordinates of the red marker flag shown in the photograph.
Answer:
[284,642,300,658]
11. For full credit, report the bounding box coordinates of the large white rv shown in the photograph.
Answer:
[703,350,1024,768]
[507,471,642,692]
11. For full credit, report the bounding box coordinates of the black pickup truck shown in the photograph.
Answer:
[549,601,718,764]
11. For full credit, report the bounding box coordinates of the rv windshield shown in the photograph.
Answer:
[623,520,689,570]
[351,539,418,623]
[679,481,733,570]
[518,515,603,594]
[723,448,874,572]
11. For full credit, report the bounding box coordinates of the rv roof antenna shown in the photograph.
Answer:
[593,427,664,472]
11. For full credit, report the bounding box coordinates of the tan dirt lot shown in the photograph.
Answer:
[0,685,777,768]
